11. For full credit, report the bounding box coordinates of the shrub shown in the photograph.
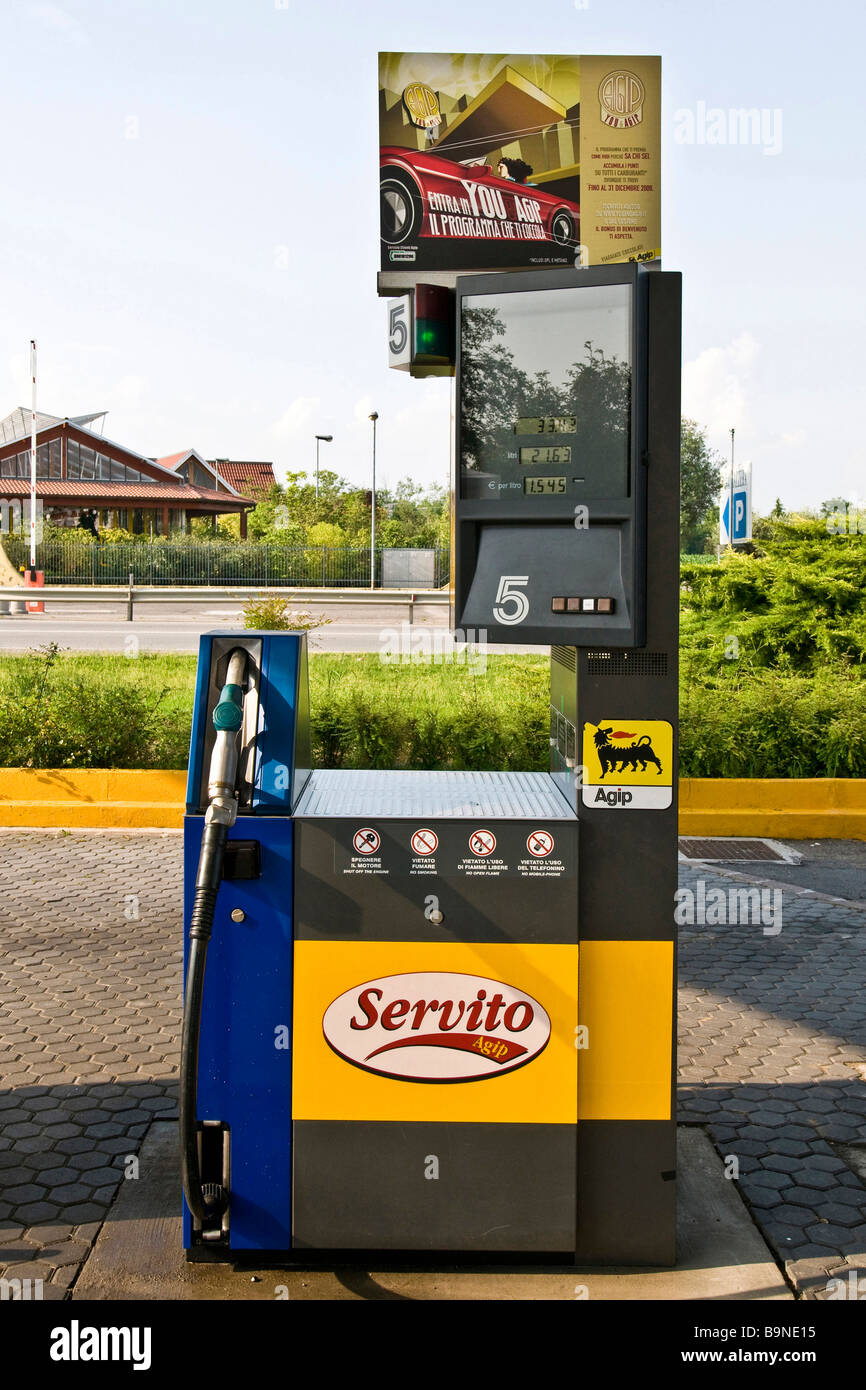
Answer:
[241,594,330,632]
[0,644,187,769]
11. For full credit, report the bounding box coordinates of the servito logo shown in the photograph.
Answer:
[323,971,550,1083]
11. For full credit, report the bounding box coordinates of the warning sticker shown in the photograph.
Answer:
[517,828,564,876]
[526,830,554,858]
[468,829,496,857]
[411,829,438,856]
[582,719,673,809]
[341,826,389,876]
[458,829,504,876]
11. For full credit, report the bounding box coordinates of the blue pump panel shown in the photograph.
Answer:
[183,630,307,1250]
[182,816,294,1250]
[186,631,311,817]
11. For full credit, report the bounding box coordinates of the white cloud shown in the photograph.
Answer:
[682,331,760,438]
[270,395,321,440]
[32,4,87,43]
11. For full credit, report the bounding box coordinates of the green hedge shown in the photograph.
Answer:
[0,647,191,769]
[681,531,866,676]
[681,672,866,777]
[0,650,550,772]
[311,655,547,771]
[1,648,865,776]
[2,520,865,777]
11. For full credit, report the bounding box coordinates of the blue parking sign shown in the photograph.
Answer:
[720,465,752,546]
[732,487,749,542]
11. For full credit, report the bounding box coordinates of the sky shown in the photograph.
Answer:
[0,0,864,514]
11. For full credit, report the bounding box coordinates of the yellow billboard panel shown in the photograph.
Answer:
[379,52,660,276]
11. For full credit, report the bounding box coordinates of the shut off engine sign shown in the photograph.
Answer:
[322,971,551,1082]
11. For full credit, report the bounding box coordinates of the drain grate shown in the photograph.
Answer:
[678,838,786,862]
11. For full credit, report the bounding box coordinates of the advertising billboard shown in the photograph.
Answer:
[379,52,660,280]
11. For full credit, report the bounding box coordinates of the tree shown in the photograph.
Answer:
[458,305,530,470]
[680,418,724,553]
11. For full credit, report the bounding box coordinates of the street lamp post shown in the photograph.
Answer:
[29,340,37,575]
[314,433,333,503]
[369,412,378,589]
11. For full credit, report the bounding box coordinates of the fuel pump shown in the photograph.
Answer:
[182,264,681,1264]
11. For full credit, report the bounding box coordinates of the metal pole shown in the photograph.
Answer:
[729,427,735,548]
[314,434,333,504]
[29,340,37,574]
[369,412,378,589]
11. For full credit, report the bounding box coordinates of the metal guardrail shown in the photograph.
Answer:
[0,585,450,622]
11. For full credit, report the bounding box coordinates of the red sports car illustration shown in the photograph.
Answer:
[380,145,580,257]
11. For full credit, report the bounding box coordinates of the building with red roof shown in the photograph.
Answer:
[0,410,269,537]
[207,459,276,495]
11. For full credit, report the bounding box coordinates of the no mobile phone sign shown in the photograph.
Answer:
[527,830,554,857]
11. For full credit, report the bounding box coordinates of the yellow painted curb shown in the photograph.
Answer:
[679,778,866,840]
[0,772,864,838]
[0,770,186,828]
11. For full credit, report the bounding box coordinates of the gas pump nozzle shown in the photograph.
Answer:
[204,645,249,823]
[181,646,249,1232]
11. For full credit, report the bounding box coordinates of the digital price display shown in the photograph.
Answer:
[524,476,567,495]
[519,446,572,465]
[459,280,632,503]
[515,416,576,435]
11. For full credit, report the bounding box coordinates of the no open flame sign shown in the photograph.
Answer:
[469,829,496,856]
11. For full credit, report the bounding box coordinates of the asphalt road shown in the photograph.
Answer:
[718,839,866,907]
[0,599,536,656]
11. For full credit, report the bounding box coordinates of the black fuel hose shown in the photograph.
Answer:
[180,821,229,1224]
[180,650,247,1228]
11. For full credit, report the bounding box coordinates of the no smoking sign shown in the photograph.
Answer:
[411,829,438,856]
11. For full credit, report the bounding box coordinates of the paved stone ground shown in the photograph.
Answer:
[0,831,178,1299]
[0,831,864,1300]
[677,862,866,1297]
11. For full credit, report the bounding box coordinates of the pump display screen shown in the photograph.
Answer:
[523,475,567,494]
[515,416,576,435]
[519,445,571,465]
[460,282,631,501]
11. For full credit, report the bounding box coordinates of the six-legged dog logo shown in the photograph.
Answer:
[582,718,673,809]
[593,726,664,778]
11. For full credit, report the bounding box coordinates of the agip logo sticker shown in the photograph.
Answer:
[322,971,551,1083]
[582,719,673,810]
[402,82,442,132]
[598,70,645,129]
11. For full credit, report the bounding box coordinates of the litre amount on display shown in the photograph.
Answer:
[519,446,572,465]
